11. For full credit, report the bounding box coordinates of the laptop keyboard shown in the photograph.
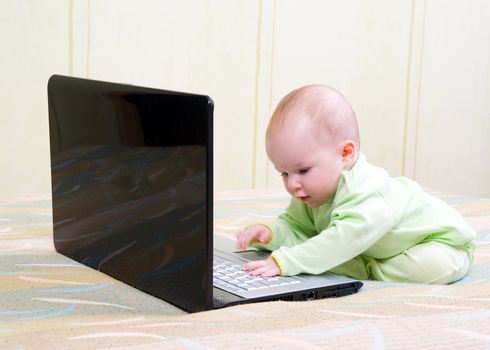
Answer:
[213,255,300,293]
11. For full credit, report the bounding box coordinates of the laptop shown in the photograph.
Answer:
[47,75,363,313]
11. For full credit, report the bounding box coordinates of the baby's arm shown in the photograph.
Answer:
[235,198,317,276]
[235,198,316,251]
[235,225,281,276]
[235,224,272,250]
[272,192,399,276]
[258,199,319,249]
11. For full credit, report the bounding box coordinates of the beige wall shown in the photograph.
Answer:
[1,0,489,198]
[0,1,69,198]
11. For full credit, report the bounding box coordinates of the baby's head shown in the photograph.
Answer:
[266,85,360,207]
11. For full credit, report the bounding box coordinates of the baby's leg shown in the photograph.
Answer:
[329,256,371,280]
[330,241,473,284]
[368,241,473,284]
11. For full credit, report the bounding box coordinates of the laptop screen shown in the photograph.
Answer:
[48,75,214,312]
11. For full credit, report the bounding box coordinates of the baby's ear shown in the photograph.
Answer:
[340,140,357,165]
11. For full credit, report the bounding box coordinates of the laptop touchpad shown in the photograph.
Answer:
[234,250,270,261]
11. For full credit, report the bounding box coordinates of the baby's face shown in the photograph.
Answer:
[266,118,345,208]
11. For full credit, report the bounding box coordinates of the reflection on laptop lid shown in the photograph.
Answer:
[48,75,362,313]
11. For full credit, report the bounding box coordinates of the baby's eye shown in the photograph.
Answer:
[298,168,311,175]
[280,172,288,178]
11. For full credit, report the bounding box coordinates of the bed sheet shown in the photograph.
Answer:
[1,189,490,349]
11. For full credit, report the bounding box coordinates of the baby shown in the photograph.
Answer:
[236,84,475,284]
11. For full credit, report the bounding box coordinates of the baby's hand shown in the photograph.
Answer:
[242,256,280,277]
[235,224,272,250]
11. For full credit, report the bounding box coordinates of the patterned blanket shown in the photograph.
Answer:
[1,189,489,349]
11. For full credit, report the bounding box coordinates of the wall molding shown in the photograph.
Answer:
[252,0,277,188]
[402,0,427,179]
[69,0,90,78]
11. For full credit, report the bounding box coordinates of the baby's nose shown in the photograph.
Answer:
[287,175,301,190]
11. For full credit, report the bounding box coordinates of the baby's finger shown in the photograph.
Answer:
[235,231,249,249]
[249,265,266,276]
[241,260,264,272]
[259,267,279,277]
[237,236,250,250]
[249,264,275,277]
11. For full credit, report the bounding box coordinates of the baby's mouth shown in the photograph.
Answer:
[298,196,310,202]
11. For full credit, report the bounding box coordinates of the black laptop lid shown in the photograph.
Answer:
[47,75,214,312]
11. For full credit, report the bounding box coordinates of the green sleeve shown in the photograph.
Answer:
[271,192,399,276]
[251,198,317,251]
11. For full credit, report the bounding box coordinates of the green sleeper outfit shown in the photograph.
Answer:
[254,153,475,284]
